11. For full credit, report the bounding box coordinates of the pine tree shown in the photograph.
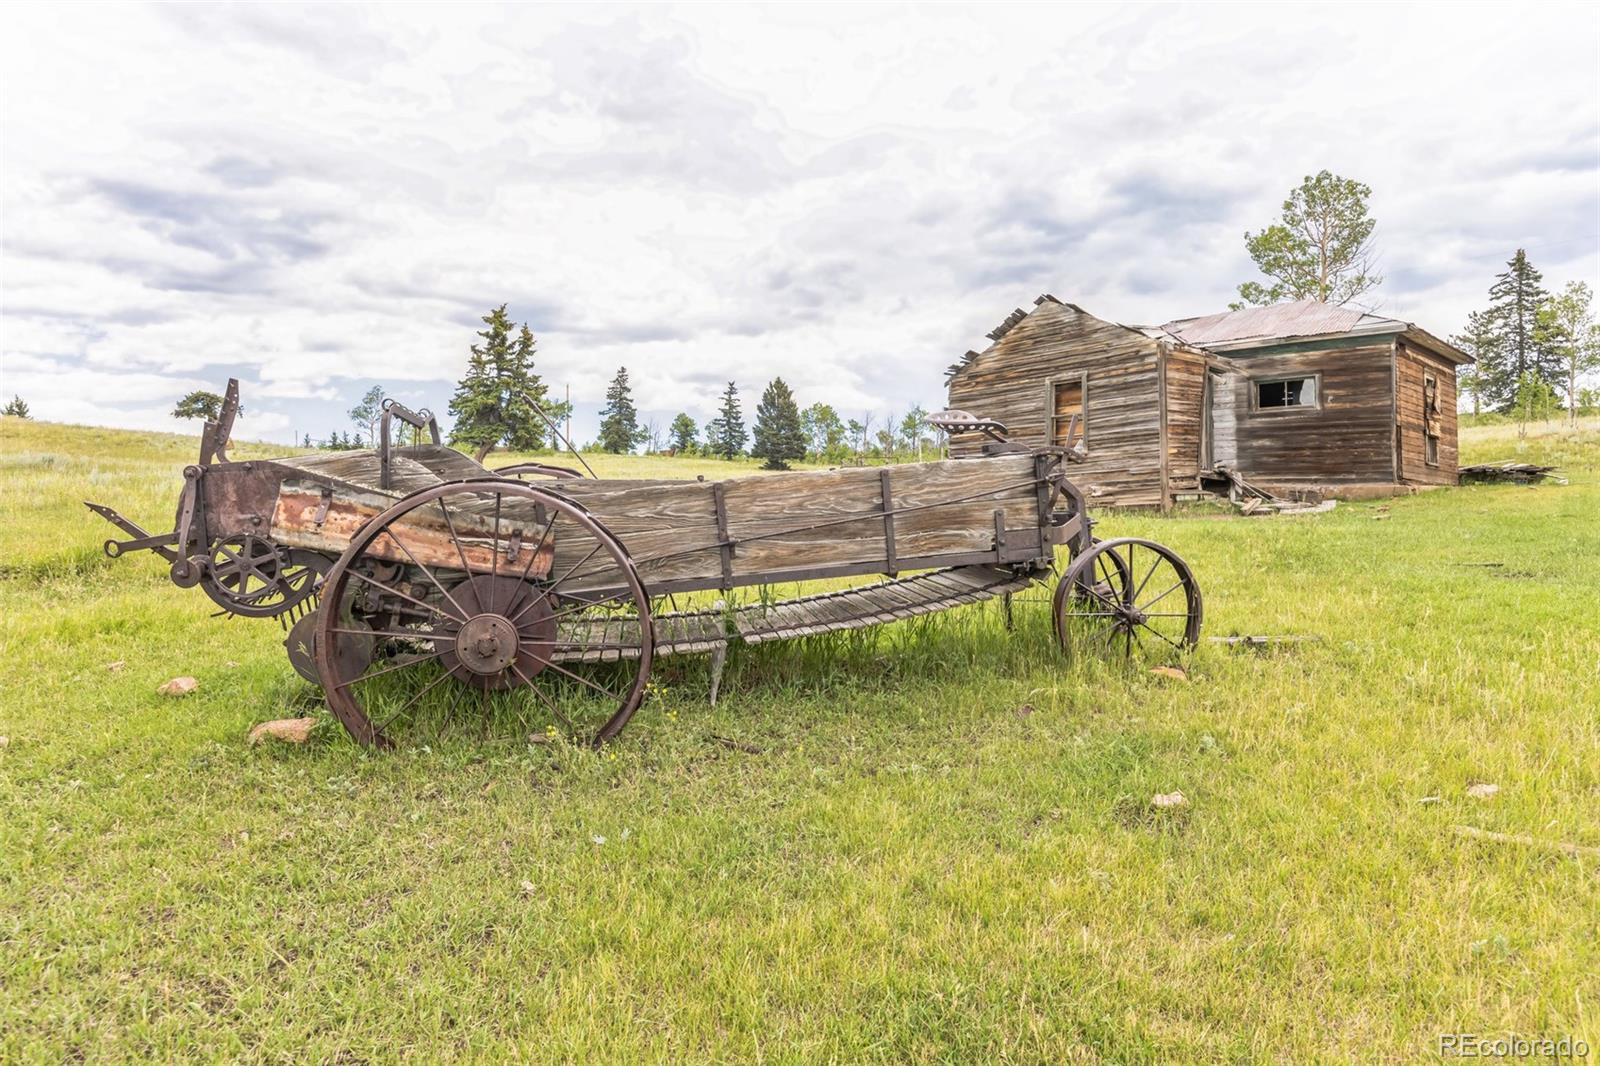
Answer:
[1485,250,1552,409]
[597,367,646,454]
[668,412,698,454]
[1449,310,1499,417]
[751,378,806,470]
[707,381,747,459]
[447,306,564,461]
[2,395,30,418]
[1233,170,1381,308]
[503,325,563,451]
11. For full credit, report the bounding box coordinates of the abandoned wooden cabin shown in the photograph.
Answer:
[943,295,1473,508]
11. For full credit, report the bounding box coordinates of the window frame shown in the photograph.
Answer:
[1423,371,1440,467]
[1047,372,1089,453]
[1250,373,1322,414]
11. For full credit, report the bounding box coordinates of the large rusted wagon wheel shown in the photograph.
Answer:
[1053,537,1201,662]
[314,480,653,749]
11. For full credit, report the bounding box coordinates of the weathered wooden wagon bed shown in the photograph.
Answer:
[89,381,1203,748]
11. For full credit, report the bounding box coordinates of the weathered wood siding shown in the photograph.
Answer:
[946,302,1165,508]
[1164,351,1207,494]
[1395,341,1459,485]
[552,454,1044,590]
[1228,342,1396,483]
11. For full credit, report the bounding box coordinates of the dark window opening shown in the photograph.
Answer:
[1256,377,1317,409]
[1052,378,1086,451]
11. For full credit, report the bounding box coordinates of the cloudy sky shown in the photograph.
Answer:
[3,2,1597,445]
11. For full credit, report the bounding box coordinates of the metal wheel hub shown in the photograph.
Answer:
[438,573,557,690]
[456,614,520,675]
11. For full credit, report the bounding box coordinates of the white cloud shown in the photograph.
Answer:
[2,2,1597,444]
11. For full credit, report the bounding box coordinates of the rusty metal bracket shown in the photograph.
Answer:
[313,486,334,528]
[84,502,180,563]
[992,509,1007,559]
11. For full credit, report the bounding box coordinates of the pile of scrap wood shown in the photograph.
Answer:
[1459,461,1566,484]
[1213,465,1336,516]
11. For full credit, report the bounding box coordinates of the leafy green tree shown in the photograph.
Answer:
[447,306,564,461]
[172,390,225,422]
[898,405,930,461]
[1513,371,1559,438]
[1535,281,1600,424]
[800,402,847,462]
[597,367,647,453]
[348,385,385,445]
[1485,250,1552,409]
[1449,310,1499,417]
[706,381,747,459]
[1233,170,1380,308]
[2,394,30,418]
[668,412,698,454]
[751,378,806,470]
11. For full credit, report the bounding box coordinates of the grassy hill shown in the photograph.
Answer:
[2,414,1597,1061]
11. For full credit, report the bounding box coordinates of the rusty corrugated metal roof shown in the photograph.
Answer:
[1161,300,1400,347]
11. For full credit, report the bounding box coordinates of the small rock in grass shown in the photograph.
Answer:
[520,880,536,896]
[158,676,198,697]
[248,717,317,746]
[1466,782,1500,800]
[105,660,126,672]
[1151,790,1188,810]
[1014,703,1036,719]
[1149,666,1189,682]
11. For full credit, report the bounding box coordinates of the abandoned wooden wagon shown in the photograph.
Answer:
[944,295,1473,508]
[88,381,1203,749]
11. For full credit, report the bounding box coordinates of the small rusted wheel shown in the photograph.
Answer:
[1053,538,1201,661]
[314,480,653,749]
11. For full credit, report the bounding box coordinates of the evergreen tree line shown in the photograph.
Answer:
[1451,250,1600,424]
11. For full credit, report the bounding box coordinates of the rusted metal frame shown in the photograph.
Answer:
[711,481,734,590]
[879,468,898,577]
[992,509,1007,562]
[84,503,181,563]
[169,466,208,584]
[378,399,442,491]
[199,378,241,466]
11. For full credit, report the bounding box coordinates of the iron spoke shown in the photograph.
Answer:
[511,661,575,732]
[489,492,503,613]
[337,645,450,688]
[1130,548,1163,605]
[435,497,478,577]
[539,659,627,704]
[375,667,455,734]
[385,528,470,620]
[332,626,455,642]
[346,569,464,624]
[1140,579,1188,612]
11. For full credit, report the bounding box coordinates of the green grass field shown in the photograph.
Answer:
[3,415,1597,1063]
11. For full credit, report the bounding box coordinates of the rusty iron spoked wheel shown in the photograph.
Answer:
[1054,537,1202,662]
[314,480,653,750]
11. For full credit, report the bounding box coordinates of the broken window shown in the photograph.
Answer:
[1424,372,1440,465]
[1256,376,1317,409]
[1052,377,1086,451]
